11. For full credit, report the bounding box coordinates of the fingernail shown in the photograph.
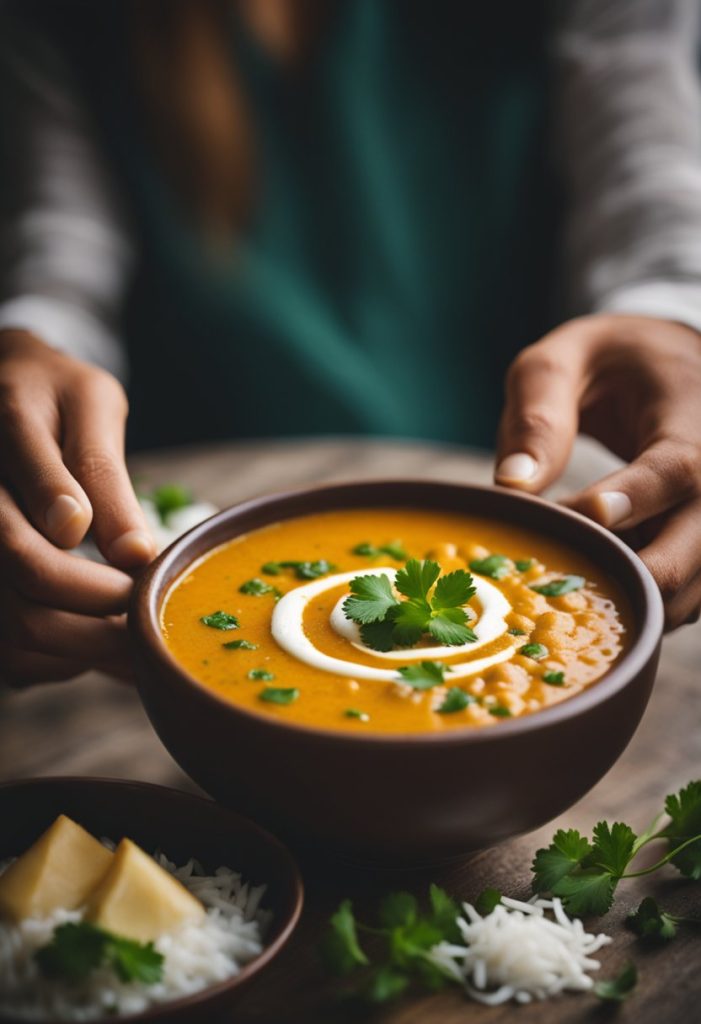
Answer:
[597,491,633,528]
[107,529,156,567]
[45,494,84,538]
[495,452,538,483]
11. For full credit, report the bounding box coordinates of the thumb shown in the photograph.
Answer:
[494,337,585,493]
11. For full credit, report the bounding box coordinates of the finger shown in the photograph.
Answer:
[637,498,701,631]
[0,485,132,615]
[0,389,92,548]
[0,642,90,688]
[563,437,700,531]
[494,332,587,492]
[0,588,129,662]
[60,371,156,569]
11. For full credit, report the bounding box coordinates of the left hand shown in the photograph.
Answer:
[494,314,701,630]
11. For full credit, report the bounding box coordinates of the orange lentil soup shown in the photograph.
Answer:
[161,508,631,734]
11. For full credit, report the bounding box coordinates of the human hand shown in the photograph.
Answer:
[494,314,701,630]
[0,330,156,686]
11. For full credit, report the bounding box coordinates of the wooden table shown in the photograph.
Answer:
[1,437,699,1022]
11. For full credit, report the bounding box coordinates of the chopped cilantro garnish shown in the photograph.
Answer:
[514,558,534,572]
[508,627,526,636]
[248,668,275,681]
[223,639,259,650]
[344,559,477,652]
[437,687,474,713]
[594,962,638,1002]
[519,642,548,660]
[35,922,163,985]
[530,575,585,597]
[543,670,565,686]
[352,540,408,561]
[489,705,512,718]
[239,578,280,596]
[200,610,239,631]
[468,553,511,580]
[345,708,370,722]
[397,661,450,690]
[259,686,299,705]
[262,559,335,580]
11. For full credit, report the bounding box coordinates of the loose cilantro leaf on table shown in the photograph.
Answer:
[321,899,368,975]
[239,578,280,597]
[530,575,585,597]
[223,639,259,650]
[469,553,511,580]
[343,559,477,652]
[437,687,475,714]
[661,780,701,879]
[594,962,638,1002]
[475,887,502,916]
[36,922,164,985]
[397,661,449,690]
[532,829,593,892]
[150,484,192,524]
[200,610,239,630]
[627,897,680,941]
[259,686,299,704]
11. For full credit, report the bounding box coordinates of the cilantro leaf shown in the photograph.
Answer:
[627,897,678,941]
[363,965,410,1003]
[239,578,279,596]
[590,821,637,877]
[380,541,408,561]
[259,687,299,704]
[515,558,533,572]
[321,900,368,976]
[429,884,461,942]
[352,542,376,556]
[519,642,548,660]
[105,934,164,984]
[428,607,477,646]
[475,888,502,916]
[508,627,526,636]
[343,573,398,624]
[469,554,510,580]
[200,610,239,630]
[552,869,617,917]
[390,599,432,647]
[437,687,475,714]
[488,705,512,718]
[248,668,275,680]
[150,484,192,524]
[594,962,638,1002]
[432,570,476,609]
[395,558,440,601]
[359,618,398,652]
[35,922,106,982]
[532,829,592,892]
[378,891,417,929]
[35,922,164,986]
[223,639,258,650]
[543,670,565,686]
[397,661,449,690]
[530,575,585,597]
[662,780,701,880]
[345,708,369,722]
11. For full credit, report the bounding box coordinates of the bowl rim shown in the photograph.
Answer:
[0,776,304,1024]
[130,478,664,748]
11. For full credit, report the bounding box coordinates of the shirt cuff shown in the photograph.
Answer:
[595,280,701,336]
[0,294,127,380]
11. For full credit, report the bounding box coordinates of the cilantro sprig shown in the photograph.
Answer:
[343,559,477,652]
[36,922,163,985]
[532,780,701,916]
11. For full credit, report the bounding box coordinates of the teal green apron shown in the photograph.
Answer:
[49,1,557,451]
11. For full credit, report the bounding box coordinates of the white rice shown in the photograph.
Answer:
[426,895,611,1005]
[0,852,270,1020]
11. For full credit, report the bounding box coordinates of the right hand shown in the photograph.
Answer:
[0,330,157,687]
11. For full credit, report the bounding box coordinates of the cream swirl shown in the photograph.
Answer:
[271,569,515,683]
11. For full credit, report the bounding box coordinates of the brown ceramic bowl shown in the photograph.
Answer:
[129,480,664,868]
[0,777,303,1024]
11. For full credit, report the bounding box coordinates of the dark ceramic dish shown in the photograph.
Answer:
[0,777,303,1024]
[129,480,664,868]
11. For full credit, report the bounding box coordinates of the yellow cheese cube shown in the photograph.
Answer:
[85,838,205,942]
[0,814,113,922]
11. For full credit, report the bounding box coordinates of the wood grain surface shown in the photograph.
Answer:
[1,437,699,1022]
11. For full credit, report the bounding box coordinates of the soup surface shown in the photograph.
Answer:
[161,508,631,733]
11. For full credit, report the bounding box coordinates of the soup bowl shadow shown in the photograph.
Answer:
[0,777,303,1024]
[129,480,664,869]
